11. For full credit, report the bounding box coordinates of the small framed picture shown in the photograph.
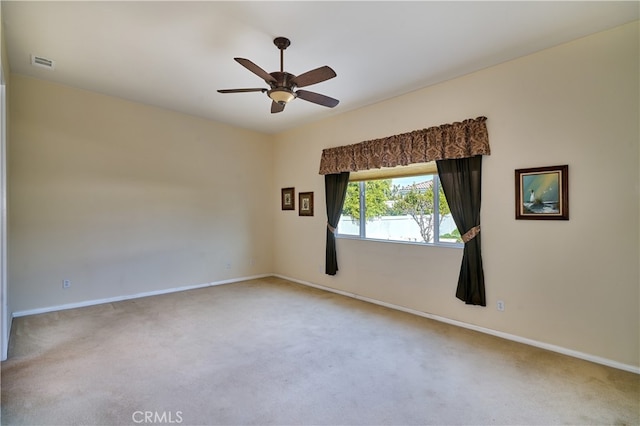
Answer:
[299,192,314,216]
[281,187,295,211]
[515,165,568,220]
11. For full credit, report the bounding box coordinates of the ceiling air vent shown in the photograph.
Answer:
[31,55,55,70]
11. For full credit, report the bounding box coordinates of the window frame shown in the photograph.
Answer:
[336,166,463,248]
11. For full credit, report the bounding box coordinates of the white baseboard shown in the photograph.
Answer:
[12,274,271,318]
[274,274,640,375]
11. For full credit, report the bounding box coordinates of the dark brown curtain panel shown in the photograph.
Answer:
[325,172,350,275]
[436,155,486,306]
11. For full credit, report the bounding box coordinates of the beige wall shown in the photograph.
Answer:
[273,22,639,368]
[8,75,274,312]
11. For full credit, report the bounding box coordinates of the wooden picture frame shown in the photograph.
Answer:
[281,187,295,211]
[515,165,569,220]
[298,192,314,216]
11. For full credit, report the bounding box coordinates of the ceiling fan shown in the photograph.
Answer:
[217,37,339,114]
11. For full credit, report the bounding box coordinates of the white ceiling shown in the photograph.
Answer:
[2,1,638,134]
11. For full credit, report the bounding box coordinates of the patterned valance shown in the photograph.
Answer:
[319,116,490,175]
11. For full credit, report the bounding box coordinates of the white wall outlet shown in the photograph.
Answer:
[497,300,505,312]
[225,261,231,270]
[62,279,71,289]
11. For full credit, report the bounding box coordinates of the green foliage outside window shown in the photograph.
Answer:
[342,180,392,221]
[440,228,462,243]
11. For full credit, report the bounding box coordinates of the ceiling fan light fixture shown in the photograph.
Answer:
[268,88,296,104]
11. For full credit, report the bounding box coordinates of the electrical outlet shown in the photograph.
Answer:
[497,300,505,312]
[62,279,71,289]
[225,262,231,270]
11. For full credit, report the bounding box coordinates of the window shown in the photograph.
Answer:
[337,170,462,246]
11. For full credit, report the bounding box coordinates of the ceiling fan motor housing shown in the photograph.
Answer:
[267,71,297,104]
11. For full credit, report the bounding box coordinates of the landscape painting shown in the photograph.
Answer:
[515,165,568,220]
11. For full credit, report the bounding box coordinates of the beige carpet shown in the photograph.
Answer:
[1,277,638,425]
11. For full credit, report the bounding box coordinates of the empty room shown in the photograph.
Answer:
[1,2,638,425]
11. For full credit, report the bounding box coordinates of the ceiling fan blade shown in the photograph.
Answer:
[235,58,277,83]
[292,66,336,88]
[296,90,339,108]
[271,101,285,114]
[217,88,267,94]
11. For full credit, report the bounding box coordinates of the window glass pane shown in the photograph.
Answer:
[361,179,395,240]
[388,175,436,243]
[338,182,361,236]
[437,181,461,243]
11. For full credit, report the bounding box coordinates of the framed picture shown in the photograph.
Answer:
[299,192,314,216]
[281,187,295,210]
[515,165,569,220]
